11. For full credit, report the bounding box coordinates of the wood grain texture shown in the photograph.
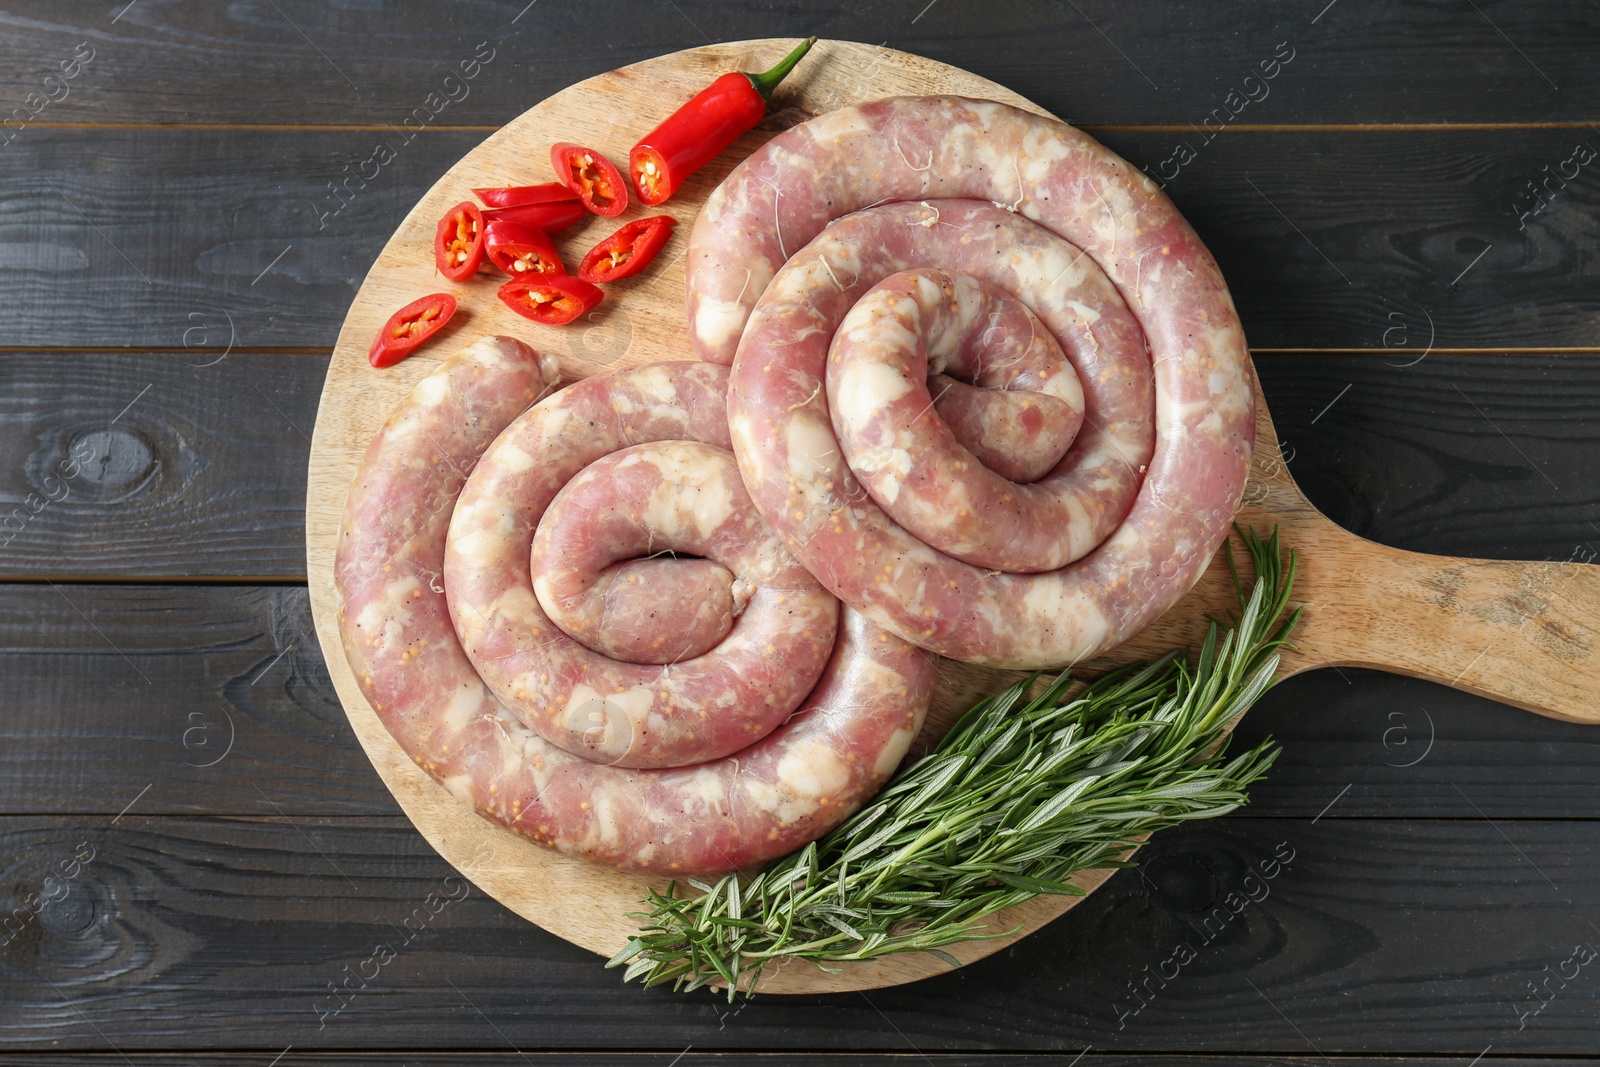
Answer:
[1040,422,1600,730]
[301,41,1600,995]
[0,1063,1579,1067]
[1,352,1596,582]
[4,815,1599,1052]
[0,352,322,579]
[0,1,1593,1060]
[1236,666,1600,819]
[0,584,381,817]
[1253,353,1600,562]
[1,585,1598,821]
[1,0,1594,125]
[0,126,1595,350]
[1,583,1598,820]
[0,127,478,350]
[1089,127,1600,359]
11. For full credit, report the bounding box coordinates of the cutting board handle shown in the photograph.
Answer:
[1294,525,1600,724]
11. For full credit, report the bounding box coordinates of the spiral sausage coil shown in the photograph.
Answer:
[687,96,1255,668]
[336,343,932,875]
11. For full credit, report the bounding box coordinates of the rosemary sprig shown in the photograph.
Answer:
[608,526,1302,997]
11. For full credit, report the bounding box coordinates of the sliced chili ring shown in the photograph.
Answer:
[472,181,580,209]
[577,215,676,284]
[550,141,628,217]
[485,221,566,278]
[629,143,678,207]
[482,200,587,233]
[369,293,457,368]
[497,275,604,326]
[434,201,486,282]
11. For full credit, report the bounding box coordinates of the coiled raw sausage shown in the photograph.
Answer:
[687,97,1253,668]
[336,341,933,874]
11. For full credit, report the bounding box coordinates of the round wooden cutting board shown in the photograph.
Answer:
[304,39,1115,995]
[306,39,1600,995]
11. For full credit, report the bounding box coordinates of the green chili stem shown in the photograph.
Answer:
[747,37,818,101]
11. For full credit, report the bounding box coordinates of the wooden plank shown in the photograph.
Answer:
[0,583,1597,820]
[3,351,1594,583]
[0,583,1595,821]
[1087,128,1600,357]
[0,128,1593,351]
[1254,353,1600,562]
[9,579,1600,825]
[0,1,1593,126]
[0,128,479,351]
[0,352,322,580]
[0,1056,1593,1067]
[1236,666,1600,819]
[0,585,386,817]
[3,815,1598,1051]
[297,40,1600,985]
[0,349,1597,814]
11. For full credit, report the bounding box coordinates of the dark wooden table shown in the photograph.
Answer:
[3,1,1597,1062]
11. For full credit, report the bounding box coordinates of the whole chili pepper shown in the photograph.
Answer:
[629,36,816,207]
[577,215,675,284]
[473,181,579,209]
[369,293,457,368]
[498,274,603,326]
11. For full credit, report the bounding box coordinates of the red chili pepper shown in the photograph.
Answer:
[498,275,603,326]
[550,142,628,217]
[485,221,566,278]
[481,200,587,233]
[434,201,486,282]
[473,181,579,209]
[630,37,816,207]
[577,215,675,284]
[369,293,457,368]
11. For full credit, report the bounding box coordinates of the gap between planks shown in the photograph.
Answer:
[11,121,1600,133]
[0,346,333,356]
[1081,121,1600,132]
[0,1049,1565,1060]
[23,813,1600,823]
[0,575,311,587]
[6,347,1596,356]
